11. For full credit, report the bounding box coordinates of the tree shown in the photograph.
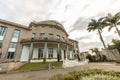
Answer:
[107,39,120,54]
[86,54,93,61]
[108,39,120,50]
[104,12,120,37]
[87,18,107,49]
[90,48,101,61]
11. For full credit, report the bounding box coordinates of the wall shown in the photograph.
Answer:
[7,62,25,72]
[100,49,120,60]
[31,25,68,41]
[0,22,31,62]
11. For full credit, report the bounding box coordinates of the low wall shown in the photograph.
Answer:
[7,62,25,72]
[30,59,57,62]
[100,49,120,60]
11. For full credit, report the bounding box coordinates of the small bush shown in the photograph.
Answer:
[50,69,120,80]
[81,74,120,80]
[43,58,46,64]
[50,74,64,80]
[116,60,120,64]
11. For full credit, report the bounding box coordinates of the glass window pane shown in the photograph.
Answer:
[48,48,53,58]
[0,26,7,36]
[7,52,14,59]
[13,30,20,38]
[32,33,35,38]
[40,33,45,39]
[48,34,54,39]
[9,42,17,48]
[56,35,60,40]
[38,48,43,58]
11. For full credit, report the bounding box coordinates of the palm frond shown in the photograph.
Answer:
[108,25,113,31]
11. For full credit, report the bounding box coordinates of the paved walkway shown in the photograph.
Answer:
[0,62,120,80]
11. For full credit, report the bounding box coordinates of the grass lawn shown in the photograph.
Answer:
[17,61,63,72]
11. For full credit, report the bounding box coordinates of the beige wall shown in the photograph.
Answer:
[0,22,31,61]
[31,25,68,41]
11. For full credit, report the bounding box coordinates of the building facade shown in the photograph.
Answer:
[0,19,80,62]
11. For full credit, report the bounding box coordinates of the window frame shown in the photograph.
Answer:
[7,52,14,59]
[38,48,44,58]
[12,29,20,38]
[32,33,36,39]
[40,33,45,39]
[48,48,53,58]
[56,35,60,40]
[0,26,7,36]
[9,42,17,48]
[48,33,54,39]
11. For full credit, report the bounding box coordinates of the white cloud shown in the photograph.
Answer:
[0,0,120,51]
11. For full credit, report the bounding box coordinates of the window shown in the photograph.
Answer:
[9,42,17,48]
[48,48,53,58]
[40,33,45,39]
[38,48,43,58]
[32,33,35,39]
[0,26,7,36]
[62,37,65,40]
[13,30,20,38]
[48,33,54,39]
[7,52,14,59]
[56,35,60,40]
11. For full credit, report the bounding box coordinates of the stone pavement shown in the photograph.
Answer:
[0,62,120,80]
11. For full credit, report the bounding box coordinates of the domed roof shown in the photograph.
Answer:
[29,20,68,36]
[38,20,65,29]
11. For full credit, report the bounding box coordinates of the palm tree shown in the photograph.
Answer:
[87,18,107,49]
[104,12,120,37]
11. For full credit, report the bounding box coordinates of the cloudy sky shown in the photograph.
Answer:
[0,0,120,52]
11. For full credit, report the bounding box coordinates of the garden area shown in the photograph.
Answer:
[50,69,120,80]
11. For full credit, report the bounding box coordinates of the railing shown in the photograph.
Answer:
[20,37,73,45]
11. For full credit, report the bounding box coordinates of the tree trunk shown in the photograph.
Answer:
[115,25,120,38]
[98,29,107,49]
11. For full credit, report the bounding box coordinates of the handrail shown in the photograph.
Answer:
[20,37,73,45]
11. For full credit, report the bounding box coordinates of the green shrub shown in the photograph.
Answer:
[43,58,46,64]
[81,74,120,80]
[50,69,120,80]
[116,60,120,64]
[50,74,64,80]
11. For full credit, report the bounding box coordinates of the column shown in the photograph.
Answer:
[72,49,74,59]
[44,43,48,58]
[69,49,72,59]
[57,43,60,62]
[29,43,34,62]
[17,44,24,61]
[66,45,69,60]
[74,44,77,54]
